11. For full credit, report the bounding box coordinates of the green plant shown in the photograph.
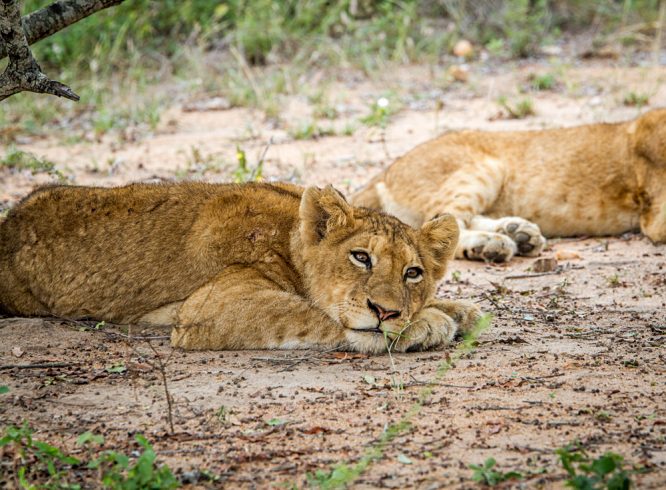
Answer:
[623,92,649,108]
[502,0,550,57]
[360,97,398,128]
[290,121,336,140]
[530,73,558,91]
[0,422,80,488]
[233,145,266,183]
[0,385,9,394]
[88,434,179,489]
[485,38,505,56]
[606,274,621,287]
[0,146,68,182]
[556,442,632,490]
[497,96,535,119]
[470,458,523,486]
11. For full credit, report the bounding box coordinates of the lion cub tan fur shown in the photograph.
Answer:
[0,182,481,353]
[353,109,666,262]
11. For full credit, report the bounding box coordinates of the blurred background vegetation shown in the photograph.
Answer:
[0,0,663,139]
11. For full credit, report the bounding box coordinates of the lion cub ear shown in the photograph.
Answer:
[636,110,666,167]
[419,214,460,279]
[300,185,354,244]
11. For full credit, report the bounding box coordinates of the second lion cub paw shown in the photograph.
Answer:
[496,217,546,256]
[457,230,517,263]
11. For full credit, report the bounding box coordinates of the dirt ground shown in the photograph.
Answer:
[1,53,666,488]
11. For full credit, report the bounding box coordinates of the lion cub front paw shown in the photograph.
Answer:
[395,300,482,352]
[394,308,457,352]
[496,217,546,256]
[433,299,483,337]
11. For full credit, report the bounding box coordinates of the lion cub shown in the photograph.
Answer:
[0,182,481,353]
[353,109,666,262]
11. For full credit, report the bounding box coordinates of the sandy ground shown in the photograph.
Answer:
[1,54,666,488]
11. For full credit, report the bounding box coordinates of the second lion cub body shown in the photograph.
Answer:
[353,109,666,262]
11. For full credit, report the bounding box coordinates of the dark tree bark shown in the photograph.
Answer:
[0,0,125,60]
[0,0,125,102]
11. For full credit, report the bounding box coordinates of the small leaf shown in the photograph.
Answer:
[266,418,287,427]
[106,362,126,374]
[397,453,412,464]
[0,386,9,394]
[363,375,376,385]
[77,431,104,446]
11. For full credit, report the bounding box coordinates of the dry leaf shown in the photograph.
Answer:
[11,346,24,358]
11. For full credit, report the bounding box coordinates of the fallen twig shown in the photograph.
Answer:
[0,362,76,371]
[504,271,563,280]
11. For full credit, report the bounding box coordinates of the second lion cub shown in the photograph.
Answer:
[353,109,666,262]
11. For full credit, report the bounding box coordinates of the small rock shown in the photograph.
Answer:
[541,45,562,56]
[448,64,469,82]
[453,39,474,58]
[182,96,232,112]
[532,257,558,273]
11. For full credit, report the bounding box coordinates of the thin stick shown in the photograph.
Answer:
[504,271,562,280]
[147,342,175,434]
[0,362,75,371]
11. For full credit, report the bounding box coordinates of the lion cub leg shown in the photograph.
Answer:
[393,299,482,352]
[463,216,546,259]
[170,267,347,351]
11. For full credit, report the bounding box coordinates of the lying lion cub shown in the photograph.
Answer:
[0,182,481,353]
[353,109,666,262]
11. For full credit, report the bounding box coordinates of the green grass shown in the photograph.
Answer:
[360,96,400,128]
[497,96,536,119]
[0,146,68,182]
[0,423,180,489]
[530,72,558,91]
[470,458,523,486]
[290,121,336,140]
[623,91,650,108]
[556,442,633,490]
[3,1,662,140]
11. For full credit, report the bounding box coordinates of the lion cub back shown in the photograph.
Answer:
[0,182,303,320]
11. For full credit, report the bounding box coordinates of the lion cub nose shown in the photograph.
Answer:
[367,299,401,322]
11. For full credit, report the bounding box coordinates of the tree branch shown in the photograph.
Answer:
[0,0,125,60]
[0,0,81,101]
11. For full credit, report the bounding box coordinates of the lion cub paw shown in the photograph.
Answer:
[433,299,483,337]
[457,230,517,263]
[496,217,546,256]
[395,300,483,352]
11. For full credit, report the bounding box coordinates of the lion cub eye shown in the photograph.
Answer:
[404,267,423,283]
[350,250,372,269]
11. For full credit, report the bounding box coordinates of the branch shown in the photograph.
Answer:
[0,0,125,60]
[0,0,80,101]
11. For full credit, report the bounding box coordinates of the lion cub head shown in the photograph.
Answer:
[635,108,666,243]
[296,186,459,351]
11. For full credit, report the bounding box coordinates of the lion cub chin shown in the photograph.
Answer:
[0,182,482,353]
[352,109,666,263]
